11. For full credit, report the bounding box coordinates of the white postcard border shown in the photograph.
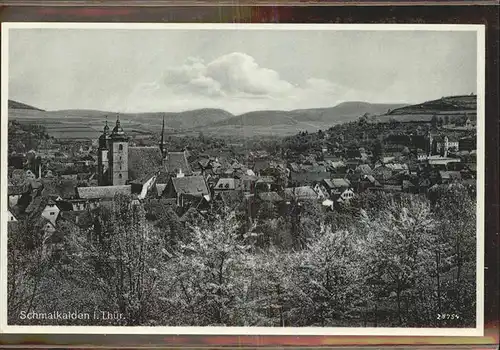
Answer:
[0,22,486,337]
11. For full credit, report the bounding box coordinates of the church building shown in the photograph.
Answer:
[97,116,129,186]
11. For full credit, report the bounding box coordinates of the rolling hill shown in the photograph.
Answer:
[374,94,477,123]
[199,102,408,136]
[8,99,44,111]
[8,99,411,138]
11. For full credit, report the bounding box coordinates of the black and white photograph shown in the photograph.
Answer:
[1,23,484,335]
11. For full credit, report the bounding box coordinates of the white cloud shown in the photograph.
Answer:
[123,52,362,114]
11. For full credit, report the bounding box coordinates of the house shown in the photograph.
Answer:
[257,191,283,203]
[385,163,409,174]
[7,208,17,222]
[289,166,331,185]
[236,174,257,193]
[428,157,461,170]
[313,183,328,199]
[337,188,355,203]
[439,171,462,184]
[359,175,382,192]
[163,176,210,208]
[25,196,61,226]
[372,165,394,182]
[283,186,318,202]
[214,178,241,193]
[322,178,351,196]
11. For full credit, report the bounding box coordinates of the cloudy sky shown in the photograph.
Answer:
[8,27,478,114]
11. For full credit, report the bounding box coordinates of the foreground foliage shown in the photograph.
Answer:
[8,185,476,327]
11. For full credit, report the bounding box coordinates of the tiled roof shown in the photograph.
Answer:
[256,176,275,184]
[355,164,372,174]
[257,191,283,202]
[172,176,208,196]
[128,146,163,181]
[77,185,132,199]
[216,191,243,208]
[324,178,351,189]
[283,186,318,200]
[165,151,192,175]
[41,179,77,199]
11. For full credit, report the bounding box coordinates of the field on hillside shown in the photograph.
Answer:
[9,109,158,140]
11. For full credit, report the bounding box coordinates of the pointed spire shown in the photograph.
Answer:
[160,115,165,156]
[103,116,109,134]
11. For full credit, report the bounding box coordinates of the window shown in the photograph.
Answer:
[119,144,123,151]
[50,212,55,216]
[119,174,122,179]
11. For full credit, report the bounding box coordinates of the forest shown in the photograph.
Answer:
[8,182,476,328]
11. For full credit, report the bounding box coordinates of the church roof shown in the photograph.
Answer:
[128,147,163,181]
[77,185,132,199]
[171,176,208,196]
[165,151,192,175]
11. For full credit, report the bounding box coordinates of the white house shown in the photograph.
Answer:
[41,200,61,225]
[7,209,17,222]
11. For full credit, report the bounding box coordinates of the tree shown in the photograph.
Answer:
[292,228,367,326]
[161,212,251,326]
[360,195,437,326]
[432,184,476,325]
[59,194,167,325]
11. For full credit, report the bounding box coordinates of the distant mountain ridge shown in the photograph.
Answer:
[8,100,44,111]
[206,102,408,129]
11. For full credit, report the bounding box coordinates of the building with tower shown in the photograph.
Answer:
[97,116,129,186]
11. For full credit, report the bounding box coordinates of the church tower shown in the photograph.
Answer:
[109,115,129,186]
[97,118,111,186]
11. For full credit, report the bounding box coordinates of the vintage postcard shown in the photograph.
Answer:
[0,23,485,336]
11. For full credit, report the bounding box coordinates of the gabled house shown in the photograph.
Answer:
[337,188,355,203]
[25,196,61,226]
[163,175,210,208]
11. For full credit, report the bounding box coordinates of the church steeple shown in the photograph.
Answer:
[103,117,110,134]
[159,115,166,158]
